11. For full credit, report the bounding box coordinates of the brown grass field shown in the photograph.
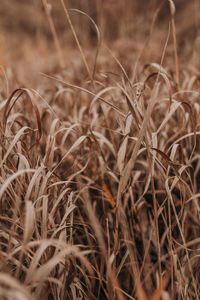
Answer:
[0,0,200,299]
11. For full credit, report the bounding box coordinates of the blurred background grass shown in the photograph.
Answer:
[0,1,199,41]
[0,0,199,85]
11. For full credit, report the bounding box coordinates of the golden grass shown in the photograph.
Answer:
[0,0,200,299]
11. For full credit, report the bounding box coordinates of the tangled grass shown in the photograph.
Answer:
[0,0,200,299]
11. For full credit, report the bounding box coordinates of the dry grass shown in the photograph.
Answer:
[0,0,200,299]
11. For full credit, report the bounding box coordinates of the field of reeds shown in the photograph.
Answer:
[0,1,200,299]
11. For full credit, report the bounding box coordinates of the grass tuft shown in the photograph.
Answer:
[0,1,200,299]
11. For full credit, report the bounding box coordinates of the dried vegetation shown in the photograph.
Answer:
[0,0,200,299]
